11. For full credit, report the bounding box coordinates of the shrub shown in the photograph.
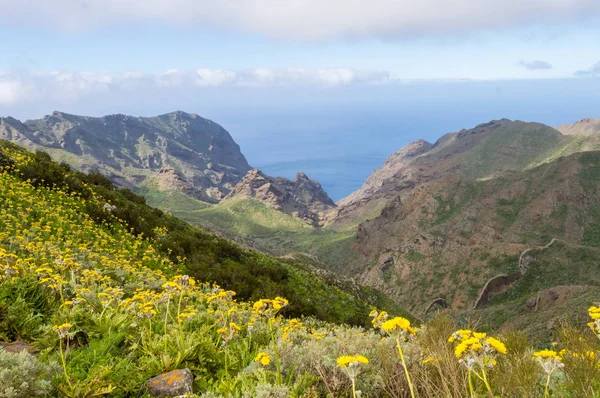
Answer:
[0,348,58,397]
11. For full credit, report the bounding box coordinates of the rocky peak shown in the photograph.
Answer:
[556,117,600,136]
[1,111,251,203]
[294,172,310,182]
[336,139,433,210]
[226,169,336,226]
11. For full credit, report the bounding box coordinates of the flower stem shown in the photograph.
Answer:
[351,376,357,398]
[163,296,171,351]
[468,370,476,398]
[480,367,493,397]
[396,337,416,398]
[59,339,73,392]
[544,372,551,398]
[269,318,282,385]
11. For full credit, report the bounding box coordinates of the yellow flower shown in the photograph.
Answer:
[448,329,472,342]
[485,337,507,355]
[534,349,562,361]
[380,316,416,335]
[272,297,288,310]
[255,352,271,366]
[52,323,73,338]
[337,355,369,367]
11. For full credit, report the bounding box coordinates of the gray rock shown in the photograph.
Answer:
[225,169,336,226]
[146,369,194,397]
[0,111,251,203]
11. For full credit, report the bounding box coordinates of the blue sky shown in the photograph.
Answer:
[1,0,600,199]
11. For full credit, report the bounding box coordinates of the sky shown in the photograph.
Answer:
[1,0,600,199]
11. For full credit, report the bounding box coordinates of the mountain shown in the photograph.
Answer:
[5,110,600,337]
[0,139,421,396]
[327,119,577,228]
[225,169,336,225]
[314,117,600,337]
[0,111,251,203]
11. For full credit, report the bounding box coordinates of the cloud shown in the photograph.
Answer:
[0,0,599,40]
[0,68,392,104]
[519,60,553,70]
[575,61,600,76]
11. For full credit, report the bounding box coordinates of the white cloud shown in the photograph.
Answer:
[0,79,22,104]
[0,68,392,104]
[519,60,554,70]
[0,0,598,40]
[575,61,600,76]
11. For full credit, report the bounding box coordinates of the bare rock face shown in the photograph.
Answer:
[556,117,600,136]
[146,369,194,397]
[226,169,336,225]
[0,340,38,355]
[0,111,251,203]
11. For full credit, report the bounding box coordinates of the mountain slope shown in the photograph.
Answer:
[347,150,600,314]
[0,139,409,327]
[328,119,581,229]
[0,111,251,202]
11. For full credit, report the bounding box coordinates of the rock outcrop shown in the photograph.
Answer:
[146,369,194,397]
[0,111,251,203]
[225,169,336,225]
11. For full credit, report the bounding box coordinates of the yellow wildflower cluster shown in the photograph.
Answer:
[369,308,389,329]
[533,349,565,376]
[337,355,369,368]
[252,297,289,316]
[254,352,271,366]
[52,323,73,339]
[588,306,600,337]
[449,330,507,369]
[381,316,417,337]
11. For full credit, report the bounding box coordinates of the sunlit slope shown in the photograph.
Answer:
[0,140,408,327]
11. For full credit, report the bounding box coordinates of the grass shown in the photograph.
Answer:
[136,181,211,213]
[144,194,357,272]
[464,121,567,178]
[433,182,481,225]
[405,250,426,263]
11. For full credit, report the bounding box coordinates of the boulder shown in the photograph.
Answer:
[146,369,194,397]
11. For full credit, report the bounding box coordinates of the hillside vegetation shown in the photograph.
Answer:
[0,140,407,327]
[3,139,600,396]
[145,195,355,272]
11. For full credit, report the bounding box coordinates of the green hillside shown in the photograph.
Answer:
[0,140,405,327]
[4,141,600,396]
[144,194,356,273]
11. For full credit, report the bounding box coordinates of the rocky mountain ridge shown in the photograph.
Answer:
[0,110,252,202]
[0,111,337,220]
[225,169,336,226]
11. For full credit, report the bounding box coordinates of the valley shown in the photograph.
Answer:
[3,111,600,339]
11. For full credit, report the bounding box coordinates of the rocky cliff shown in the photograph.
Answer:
[0,111,251,202]
[225,169,336,225]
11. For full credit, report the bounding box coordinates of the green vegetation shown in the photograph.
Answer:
[0,140,400,327]
[147,194,357,272]
[405,250,426,263]
[137,181,211,213]
[578,151,600,193]
[433,182,481,225]
[4,136,600,396]
[464,122,567,178]
[487,255,520,274]
[0,349,58,396]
